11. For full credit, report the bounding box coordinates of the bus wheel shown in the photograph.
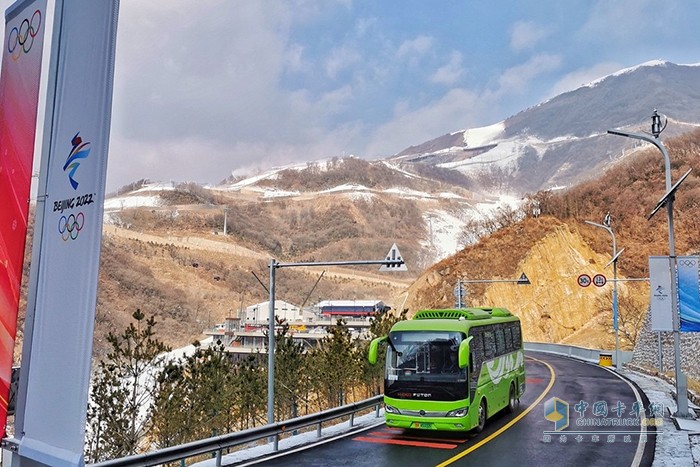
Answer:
[475,399,487,433]
[507,383,517,413]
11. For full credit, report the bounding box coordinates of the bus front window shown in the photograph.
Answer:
[387,331,466,381]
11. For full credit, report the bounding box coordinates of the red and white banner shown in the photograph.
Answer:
[15,0,119,464]
[0,0,47,437]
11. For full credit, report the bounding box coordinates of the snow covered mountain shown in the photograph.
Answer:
[392,60,700,193]
[106,61,700,263]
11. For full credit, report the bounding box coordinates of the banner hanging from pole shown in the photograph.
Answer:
[649,256,674,332]
[16,0,119,465]
[0,0,47,437]
[677,256,700,332]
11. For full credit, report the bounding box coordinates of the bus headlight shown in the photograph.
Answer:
[446,407,468,417]
[385,405,400,414]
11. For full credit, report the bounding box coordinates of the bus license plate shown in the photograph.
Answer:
[413,422,434,429]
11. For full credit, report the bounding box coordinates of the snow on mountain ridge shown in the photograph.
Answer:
[584,59,670,88]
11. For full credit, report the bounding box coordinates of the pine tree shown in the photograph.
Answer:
[85,309,170,462]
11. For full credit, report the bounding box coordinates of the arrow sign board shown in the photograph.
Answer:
[577,274,591,287]
[593,274,607,287]
[379,243,408,271]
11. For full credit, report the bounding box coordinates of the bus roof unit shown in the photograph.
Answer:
[413,307,512,321]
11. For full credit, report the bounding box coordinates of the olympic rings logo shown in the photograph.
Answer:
[679,259,697,267]
[58,212,85,241]
[7,9,41,60]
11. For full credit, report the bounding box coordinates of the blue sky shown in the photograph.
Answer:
[3,0,699,191]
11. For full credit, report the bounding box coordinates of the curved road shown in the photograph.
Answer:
[249,352,655,467]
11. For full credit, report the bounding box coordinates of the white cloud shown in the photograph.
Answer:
[581,0,655,42]
[284,44,306,73]
[430,51,464,85]
[365,88,493,157]
[397,35,434,60]
[497,54,562,95]
[510,21,548,52]
[325,45,363,79]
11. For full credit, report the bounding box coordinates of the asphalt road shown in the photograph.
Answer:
[250,352,656,467]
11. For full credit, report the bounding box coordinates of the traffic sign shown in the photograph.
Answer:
[593,274,607,287]
[577,274,591,287]
[379,243,408,271]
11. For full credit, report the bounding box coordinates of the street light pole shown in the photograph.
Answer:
[607,111,690,418]
[585,218,619,370]
[266,246,407,448]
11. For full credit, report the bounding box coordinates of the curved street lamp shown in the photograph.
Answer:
[607,111,690,418]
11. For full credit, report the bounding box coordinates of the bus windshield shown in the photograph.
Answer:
[387,330,467,383]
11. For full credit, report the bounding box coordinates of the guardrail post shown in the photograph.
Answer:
[273,434,279,451]
[215,449,222,467]
[375,403,380,418]
[317,422,322,438]
[349,412,355,427]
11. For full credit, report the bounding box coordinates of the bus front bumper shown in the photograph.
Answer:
[385,413,472,431]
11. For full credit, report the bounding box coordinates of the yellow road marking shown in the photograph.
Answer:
[435,356,556,466]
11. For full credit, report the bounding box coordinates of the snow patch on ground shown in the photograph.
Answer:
[422,210,468,260]
[585,60,669,88]
[461,121,505,147]
[380,160,419,179]
[438,192,465,200]
[474,194,521,214]
[382,187,433,199]
[321,184,371,194]
[104,195,162,211]
[133,182,175,192]
[620,368,698,466]
[263,189,301,199]
[346,191,375,201]
[419,194,521,261]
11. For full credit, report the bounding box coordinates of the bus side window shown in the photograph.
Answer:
[495,328,506,356]
[512,325,522,347]
[469,331,484,372]
[504,327,513,352]
[483,330,495,359]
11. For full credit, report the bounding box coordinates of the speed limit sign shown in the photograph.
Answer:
[577,274,591,287]
[593,274,607,287]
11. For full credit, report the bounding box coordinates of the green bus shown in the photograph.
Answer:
[368,307,525,432]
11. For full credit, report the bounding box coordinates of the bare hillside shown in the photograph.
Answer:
[401,217,647,350]
[403,128,700,353]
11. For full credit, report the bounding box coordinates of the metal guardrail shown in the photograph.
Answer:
[87,394,383,467]
[524,341,634,365]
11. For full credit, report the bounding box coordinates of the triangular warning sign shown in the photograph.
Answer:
[517,272,530,285]
[379,243,408,272]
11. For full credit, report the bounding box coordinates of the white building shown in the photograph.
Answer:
[244,300,305,323]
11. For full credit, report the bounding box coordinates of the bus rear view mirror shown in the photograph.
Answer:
[368,336,388,365]
[458,336,473,368]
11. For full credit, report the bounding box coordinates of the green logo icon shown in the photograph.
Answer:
[544,397,569,431]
